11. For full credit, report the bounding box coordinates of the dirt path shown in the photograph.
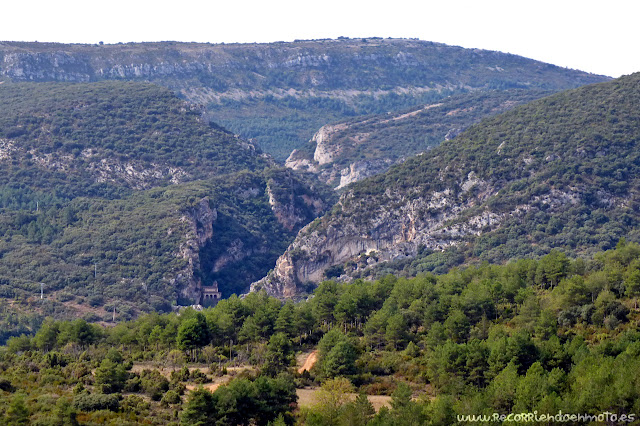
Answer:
[297,350,318,374]
[185,382,222,392]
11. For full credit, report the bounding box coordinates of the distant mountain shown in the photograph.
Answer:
[286,89,553,189]
[0,38,608,160]
[253,73,640,298]
[0,80,333,320]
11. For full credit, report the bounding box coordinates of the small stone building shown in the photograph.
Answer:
[201,282,222,307]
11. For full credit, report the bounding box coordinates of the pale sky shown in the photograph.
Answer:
[2,0,638,77]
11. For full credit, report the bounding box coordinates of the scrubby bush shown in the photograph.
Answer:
[71,392,120,412]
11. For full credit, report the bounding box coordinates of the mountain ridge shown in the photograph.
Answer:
[0,38,609,160]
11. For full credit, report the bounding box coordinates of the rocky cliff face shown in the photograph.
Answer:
[266,179,326,231]
[176,197,217,303]
[284,149,318,173]
[285,121,398,190]
[177,167,335,298]
[252,167,613,298]
[335,159,395,189]
[0,39,606,90]
[176,169,331,302]
[312,124,347,165]
[251,174,499,297]
[2,51,94,82]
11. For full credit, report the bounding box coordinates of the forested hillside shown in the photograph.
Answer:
[0,38,608,160]
[256,72,640,297]
[0,81,265,197]
[1,242,639,424]
[0,80,334,339]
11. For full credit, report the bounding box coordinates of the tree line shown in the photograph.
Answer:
[1,241,640,424]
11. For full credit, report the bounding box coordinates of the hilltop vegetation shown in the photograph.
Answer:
[0,38,608,160]
[1,242,639,424]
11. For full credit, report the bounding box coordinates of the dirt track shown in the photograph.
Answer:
[297,350,318,374]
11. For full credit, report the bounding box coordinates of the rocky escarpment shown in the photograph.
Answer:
[285,90,562,190]
[254,166,622,299]
[285,149,318,173]
[255,74,640,298]
[0,39,606,92]
[312,124,348,165]
[176,168,335,298]
[285,122,400,189]
[2,51,94,82]
[176,169,332,302]
[176,197,217,303]
[335,159,395,189]
[266,179,327,231]
[172,185,315,302]
[251,173,502,297]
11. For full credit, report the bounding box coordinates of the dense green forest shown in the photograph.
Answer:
[1,242,639,424]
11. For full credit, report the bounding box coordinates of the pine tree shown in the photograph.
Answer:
[263,332,294,377]
[181,388,218,426]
